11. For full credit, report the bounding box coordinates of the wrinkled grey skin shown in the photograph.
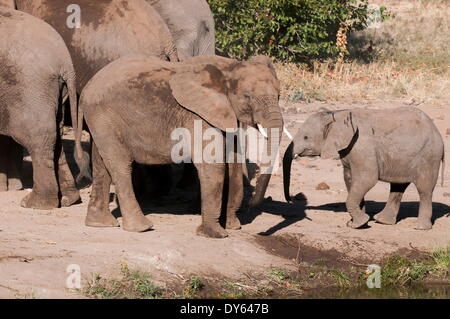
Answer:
[150,0,215,61]
[0,9,82,208]
[11,0,178,92]
[283,107,445,230]
[77,54,283,237]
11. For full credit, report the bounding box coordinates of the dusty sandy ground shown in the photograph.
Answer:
[0,99,448,298]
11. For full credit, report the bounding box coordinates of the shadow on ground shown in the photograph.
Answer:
[308,201,450,224]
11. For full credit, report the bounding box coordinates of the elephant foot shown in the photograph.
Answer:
[346,213,370,229]
[196,223,228,238]
[414,220,432,230]
[374,211,397,225]
[122,212,153,232]
[61,190,81,207]
[0,183,7,192]
[226,216,241,230]
[8,178,23,191]
[85,209,119,228]
[20,191,58,210]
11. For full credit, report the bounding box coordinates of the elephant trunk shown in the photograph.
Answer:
[249,117,283,207]
[282,141,294,202]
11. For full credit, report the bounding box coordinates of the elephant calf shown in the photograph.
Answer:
[78,54,283,237]
[0,9,82,208]
[283,107,445,230]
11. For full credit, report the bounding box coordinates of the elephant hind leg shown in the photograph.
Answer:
[0,135,23,192]
[7,139,23,191]
[414,173,438,230]
[374,183,409,225]
[0,136,8,192]
[54,118,80,207]
[97,145,152,232]
[20,146,59,210]
[56,142,80,207]
[86,141,118,228]
[415,189,433,230]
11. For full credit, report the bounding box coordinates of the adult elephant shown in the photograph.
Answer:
[150,0,215,60]
[78,54,283,235]
[0,8,81,208]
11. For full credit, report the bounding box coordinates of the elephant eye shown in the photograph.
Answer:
[304,136,308,140]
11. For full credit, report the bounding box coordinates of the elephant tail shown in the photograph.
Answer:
[441,152,445,187]
[74,101,91,184]
[62,69,91,183]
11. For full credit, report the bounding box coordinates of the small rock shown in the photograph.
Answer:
[315,182,330,190]
[443,192,450,198]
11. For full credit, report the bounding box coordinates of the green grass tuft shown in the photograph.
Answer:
[183,276,206,297]
[84,265,164,299]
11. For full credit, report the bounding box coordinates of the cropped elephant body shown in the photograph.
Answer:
[0,9,82,207]
[284,107,445,230]
[150,0,215,60]
[78,54,282,237]
[12,0,178,92]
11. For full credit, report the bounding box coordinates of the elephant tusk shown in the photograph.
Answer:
[283,126,293,140]
[257,124,268,138]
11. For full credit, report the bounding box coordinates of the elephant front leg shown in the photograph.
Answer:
[86,143,118,227]
[21,148,59,209]
[56,142,80,207]
[196,163,228,238]
[345,173,376,229]
[343,165,366,214]
[374,183,409,225]
[225,162,243,230]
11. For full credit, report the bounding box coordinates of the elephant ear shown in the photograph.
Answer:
[321,111,358,160]
[169,64,237,132]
